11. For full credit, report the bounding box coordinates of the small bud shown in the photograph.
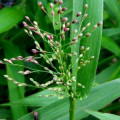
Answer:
[29,27,35,31]
[41,6,46,12]
[85,4,88,9]
[32,49,39,53]
[59,0,63,5]
[10,58,16,61]
[74,29,77,34]
[33,112,38,120]
[90,56,95,60]
[24,70,31,75]
[4,75,9,78]
[58,8,62,14]
[64,28,69,32]
[66,22,70,27]
[97,21,102,26]
[24,29,28,34]
[78,33,83,38]
[62,17,68,23]
[62,7,67,11]
[29,31,33,36]
[83,13,88,18]
[25,16,30,21]
[79,54,83,58]
[4,59,13,64]
[33,21,38,26]
[0,60,4,64]
[23,22,28,27]
[76,12,82,17]
[50,3,54,8]
[55,22,58,25]
[78,83,82,86]
[54,0,58,4]
[82,27,86,32]
[72,20,78,24]
[51,11,55,16]
[38,1,42,7]
[81,46,85,51]
[47,35,51,40]
[62,24,66,29]
[86,47,90,51]
[93,24,97,30]
[34,31,40,35]
[86,33,91,37]
[17,56,23,60]
[86,22,90,27]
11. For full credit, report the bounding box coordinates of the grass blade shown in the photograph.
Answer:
[18,78,120,120]
[0,6,25,34]
[3,42,27,120]
[77,0,103,98]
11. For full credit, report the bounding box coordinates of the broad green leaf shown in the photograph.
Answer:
[3,42,27,120]
[82,109,120,120]
[96,63,120,84]
[0,109,11,119]
[102,36,120,56]
[76,0,103,98]
[2,89,59,107]
[104,0,120,24]
[18,78,120,120]
[103,28,120,37]
[0,6,25,34]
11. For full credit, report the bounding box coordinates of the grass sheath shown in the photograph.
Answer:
[69,97,76,120]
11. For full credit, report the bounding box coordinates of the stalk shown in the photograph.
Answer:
[69,97,76,120]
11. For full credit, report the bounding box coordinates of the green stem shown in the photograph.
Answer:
[69,97,76,120]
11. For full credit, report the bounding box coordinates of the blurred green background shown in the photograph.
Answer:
[0,0,120,120]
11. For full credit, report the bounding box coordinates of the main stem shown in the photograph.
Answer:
[69,97,76,120]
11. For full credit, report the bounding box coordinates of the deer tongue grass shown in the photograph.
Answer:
[1,0,102,120]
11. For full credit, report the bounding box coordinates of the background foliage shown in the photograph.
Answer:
[0,0,120,120]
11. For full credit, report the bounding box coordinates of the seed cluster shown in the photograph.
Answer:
[1,0,102,99]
